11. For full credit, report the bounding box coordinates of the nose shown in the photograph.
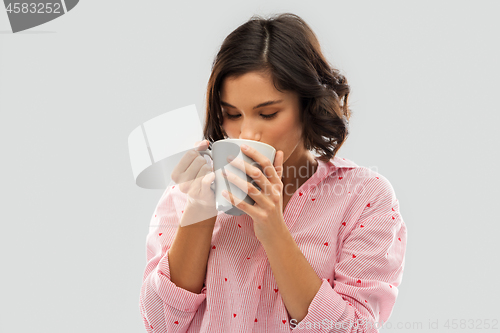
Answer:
[238,119,261,141]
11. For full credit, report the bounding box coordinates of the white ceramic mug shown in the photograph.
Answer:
[199,139,276,216]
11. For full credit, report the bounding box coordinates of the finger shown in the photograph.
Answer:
[227,156,273,196]
[171,149,200,183]
[172,140,210,184]
[227,155,262,180]
[194,140,206,147]
[180,154,209,186]
[274,150,284,181]
[239,145,278,183]
[195,164,213,193]
[195,139,209,151]
[239,145,269,174]
[222,188,254,216]
[223,169,264,205]
[196,161,212,179]
[201,171,215,189]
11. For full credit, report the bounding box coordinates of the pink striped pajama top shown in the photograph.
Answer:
[139,156,407,332]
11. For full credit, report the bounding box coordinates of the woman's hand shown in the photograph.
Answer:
[170,140,216,211]
[221,144,287,244]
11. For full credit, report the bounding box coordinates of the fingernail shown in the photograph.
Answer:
[227,154,235,161]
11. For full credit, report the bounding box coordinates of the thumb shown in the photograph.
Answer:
[194,140,207,150]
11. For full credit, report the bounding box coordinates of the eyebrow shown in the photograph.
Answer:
[220,100,283,110]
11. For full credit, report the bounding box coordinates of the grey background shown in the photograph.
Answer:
[1,1,499,332]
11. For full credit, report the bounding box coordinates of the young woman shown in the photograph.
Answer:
[140,13,407,332]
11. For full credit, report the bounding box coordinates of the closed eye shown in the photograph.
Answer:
[225,112,278,120]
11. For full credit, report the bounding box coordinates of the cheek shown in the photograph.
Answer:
[278,116,302,139]
[271,118,302,149]
[221,122,234,137]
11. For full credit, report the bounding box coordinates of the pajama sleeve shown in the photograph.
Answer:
[139,185,208,333]
[293,176,407,332]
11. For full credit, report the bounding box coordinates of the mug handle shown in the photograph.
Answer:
[198,149,216,192]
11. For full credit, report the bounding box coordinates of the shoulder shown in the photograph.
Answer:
[318,156,398,203]
[329,156,394,186]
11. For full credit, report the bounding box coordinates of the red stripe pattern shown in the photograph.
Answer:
[139,156,407,332]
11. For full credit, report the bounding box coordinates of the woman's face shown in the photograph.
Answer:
[220,71,304,165]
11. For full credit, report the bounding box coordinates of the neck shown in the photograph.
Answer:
[281,144,318,197]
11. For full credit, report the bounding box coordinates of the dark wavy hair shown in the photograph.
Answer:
[202,13,352,163]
